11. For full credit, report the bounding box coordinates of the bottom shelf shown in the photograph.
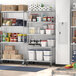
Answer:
[26,60,52,63]
[1,59,25,61]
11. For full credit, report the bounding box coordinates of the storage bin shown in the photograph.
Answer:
[41,40,47,47]
[28,50,35,60]
[36,50,43,61]
[44,56,51,61]
[44,50,51,55]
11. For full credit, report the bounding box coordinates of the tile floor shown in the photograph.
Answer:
[0,64,57,76]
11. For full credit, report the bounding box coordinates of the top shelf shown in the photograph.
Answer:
[1,11,55,13]
[27,11,55,13]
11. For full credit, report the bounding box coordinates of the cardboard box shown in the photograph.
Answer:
[4,50,18,55]
[10,50,18,55]
[4,50,10,54]
[1,5,6,11]
[3,54,11,59]
[2,5,18,11]
[73,11,76,17]
[18,5,28,11]
[72,17,76,26]
[5,45,15,50]
[11,54,23,59]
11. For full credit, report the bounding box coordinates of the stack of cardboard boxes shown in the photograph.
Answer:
[1,5,28,11]
[72,11,76,42]
[0,13,1,26]
[3,45,23,60]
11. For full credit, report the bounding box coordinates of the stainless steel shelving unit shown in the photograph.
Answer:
[0,11,27,64]
[26,11,55,66]
[71,9,76,63]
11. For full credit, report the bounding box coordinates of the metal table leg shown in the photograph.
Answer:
[51,70,54,76]
[74,74,76,76]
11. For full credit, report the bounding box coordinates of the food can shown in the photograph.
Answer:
[2,37,6,42]
[43,17,47,22]
[10,37,14,42]
[12,33,18,37]
[14,37,18,42]
[18,34,23,42]
[5,37,10,42]
[23,34,27,42]
[8,33,12,37]
[47,17,51,22]
[3,33,7,37]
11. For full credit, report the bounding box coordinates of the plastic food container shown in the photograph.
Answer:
[51,24,54,29]
[41,40,47,47]
[51,29,54,35]
[37,17,41,22]
[48,24,54,29]
[29,27,35,34]
[47,40,55,47]
[40,30,45,34]
[46,29,51,34]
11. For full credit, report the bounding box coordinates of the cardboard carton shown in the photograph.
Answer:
[1,5,6,11]
[11,54,23,59]
[10,50,18,55]
[4,50,10,54]
[18,5,28,11]
[5,45,15,50]
[3,54,11,59]
[4,50,18,55]
[72,17,76,26]
[2,5,18,11]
